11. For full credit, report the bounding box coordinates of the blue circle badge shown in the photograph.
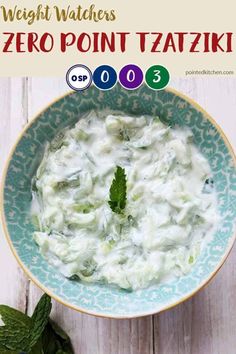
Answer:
[93,65,117,90]
[66,64,92,91]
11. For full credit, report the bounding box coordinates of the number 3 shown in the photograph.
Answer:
[153,69,161,83]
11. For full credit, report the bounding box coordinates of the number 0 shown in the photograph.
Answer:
[101,70,109,83]
[127,70,135,82]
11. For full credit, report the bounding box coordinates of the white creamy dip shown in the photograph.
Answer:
[32,112,218,290]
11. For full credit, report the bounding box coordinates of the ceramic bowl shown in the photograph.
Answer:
[1,84,236,318]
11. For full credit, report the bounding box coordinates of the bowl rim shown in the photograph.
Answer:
[1,86,236,319]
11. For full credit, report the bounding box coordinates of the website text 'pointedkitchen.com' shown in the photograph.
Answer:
[185,69,234,76]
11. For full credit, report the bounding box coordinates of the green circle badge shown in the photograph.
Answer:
[145,65,170,90]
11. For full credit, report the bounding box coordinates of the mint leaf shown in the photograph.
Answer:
[0,305,32,351]
[108,166,127,214]
[29,294,52,349]
[49,319,70,341]
[0,294,73,354]
[42,320,73,354]
[29,339,44,354]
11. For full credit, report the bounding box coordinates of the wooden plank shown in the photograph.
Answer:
[153,77,236,354]
[26,77,154,354]
[0,78,29,311]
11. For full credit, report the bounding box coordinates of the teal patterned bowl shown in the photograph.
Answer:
[1,84,236,318]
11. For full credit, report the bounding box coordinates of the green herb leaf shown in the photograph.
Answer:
[0,294,73,354]
[49,319,69,340]
[108,166,127,214]
[29,294,52,349]
[0,305,32,351]
[29,338,44,354]
[41,322,57,354]
[42,320,73,354]
[50,131,66,151]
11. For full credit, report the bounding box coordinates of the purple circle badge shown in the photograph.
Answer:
[119,64,143,90]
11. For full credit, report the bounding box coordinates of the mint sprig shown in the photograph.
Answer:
[42,319,74,354]
[0,294,74,354]
[29,293,52,349]
[108,166,127,214]
[0,305,31,352]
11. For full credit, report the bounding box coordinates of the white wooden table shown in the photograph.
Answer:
[0,77,235,354]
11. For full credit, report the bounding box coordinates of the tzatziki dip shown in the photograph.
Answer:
[31,112,218,290]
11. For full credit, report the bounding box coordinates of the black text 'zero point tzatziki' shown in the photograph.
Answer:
[31,112,218,290]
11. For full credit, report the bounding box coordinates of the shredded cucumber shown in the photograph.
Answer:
[31,112,218,290]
